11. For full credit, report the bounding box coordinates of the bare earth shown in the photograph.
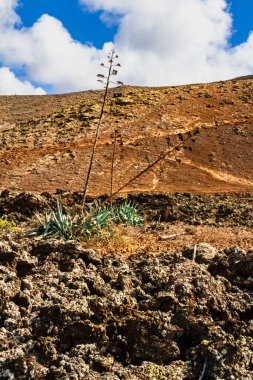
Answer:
[0,78,252,194]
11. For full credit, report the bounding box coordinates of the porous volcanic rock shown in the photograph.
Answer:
[0,238,253,379]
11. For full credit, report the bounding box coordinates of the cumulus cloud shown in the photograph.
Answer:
[80,0,253,85]
[0,0,253,94]
[0,9,111,93]
[0,0,20,30]
[0,67,45,95]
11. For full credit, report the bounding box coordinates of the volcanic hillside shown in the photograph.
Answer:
[0,78,253,194]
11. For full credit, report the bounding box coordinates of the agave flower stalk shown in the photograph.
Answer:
[81,49,122,214]
[110,130,117,210]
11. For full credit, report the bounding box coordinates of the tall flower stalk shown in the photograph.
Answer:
[81,49,122,214]
[110,130,117,210]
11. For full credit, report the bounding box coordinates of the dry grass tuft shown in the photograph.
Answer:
[84,224,139,253]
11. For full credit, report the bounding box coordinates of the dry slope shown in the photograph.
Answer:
[0,79,253,194]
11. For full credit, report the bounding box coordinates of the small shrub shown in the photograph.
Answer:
[0,219,16,234]
[85,224,135,251]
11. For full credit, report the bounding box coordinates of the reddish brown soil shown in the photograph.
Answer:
[83,223,253,256]
[0,79,253,194]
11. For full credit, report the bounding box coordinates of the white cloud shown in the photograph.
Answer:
[80,0,253,85]
[0,0,20,30]
[0,67,45,95]
[0,12,110,93]
[0,0,253,94]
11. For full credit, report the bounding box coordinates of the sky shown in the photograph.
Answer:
[0,0,252,95]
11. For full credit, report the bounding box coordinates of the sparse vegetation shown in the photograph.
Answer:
[84,224,136,251]
[30,197,74,239]
[0,218,16,234]
[79,200,112,238]
[27,50,201,241]
[31,197,143,240]
[113,200,143,226]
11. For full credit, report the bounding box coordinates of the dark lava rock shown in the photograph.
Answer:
[60,321,104,351]
[0,239,253,379]
[0,242,16,262]
[183,242,217,263]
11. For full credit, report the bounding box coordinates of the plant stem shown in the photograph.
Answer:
[81,50,115,214]
[110,130,117,210]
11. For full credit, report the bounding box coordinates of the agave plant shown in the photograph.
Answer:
[79,200,112,237]
[30,197,143,240]
[113,201,143,226]
[31,197,74,239]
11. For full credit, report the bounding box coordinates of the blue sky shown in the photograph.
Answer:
[0,0,253,95]
[229,1,253,46]
[17,0,117,49]
[17,0,253,49]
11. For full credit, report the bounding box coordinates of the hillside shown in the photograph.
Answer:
[0,79,253,379]
[0,79,253,194]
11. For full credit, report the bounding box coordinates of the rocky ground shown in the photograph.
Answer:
[0,192,252,379]
[0,78,252,379]
[0,238,253,379]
